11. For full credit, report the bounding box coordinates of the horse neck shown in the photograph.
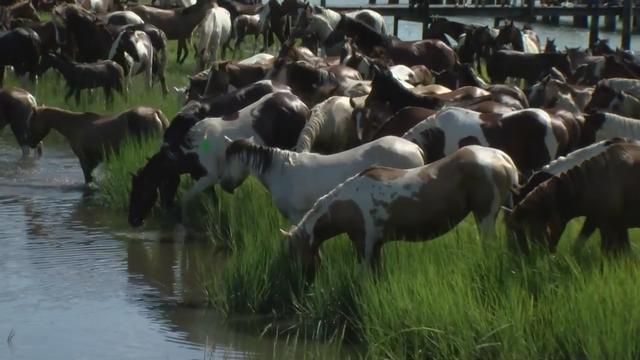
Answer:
[602,113,640,140]
[49,55,75,76]
[292,185,346,251]
[240,144,293,189]
[35,107,90,139]
[322,8,341,28]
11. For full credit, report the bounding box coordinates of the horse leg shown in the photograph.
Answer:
[104,86,113,109]
[600,225,631,255]
[74,88,82,105]
[159,173,181,209]
[180,176,216,223]
[571,217,597,254]
[65,87,74,103]
[79,157,98,184]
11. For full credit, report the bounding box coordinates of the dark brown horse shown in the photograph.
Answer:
[27,106,169,183]
[505,141,640,254]
[130,0,214,64]
[204,60,270,98]
[0,27,40,87]
[487,50,572,84]
[0,87,41,156]
[51,4,114,62]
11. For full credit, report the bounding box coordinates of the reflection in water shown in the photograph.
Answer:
[0,138,346,360]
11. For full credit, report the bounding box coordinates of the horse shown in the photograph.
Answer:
[0,27,40,87]
[402,107,566,176]
[27,106,168,183]
[504,141,640,254]
[586,85,640,118]
[282,145,518,276]
[579,112,640,148]
[355,106,436,144]
[2,0,39,22]
[109,29,158,95]
[104,10,144,27]
[204,60,270,98]
[597,78,640,98]
[151,0,195,8]
[528,74,593,113]
[51,4,115,63]
[77,0,123,13]
[129,0,214,64]
[512,138,633,253]
[128,90,310,227]
[294,95,360,154]
[294,4,386,55]
[220,136,425,222]
[193,6,232,70]
[9,18,69,56]
[38,53,124,107]
[487,50,572,85]
[0,87,41,157]
[494,21,540,53]
[365,68,443,113]
[230,13,267,55]
[543,38,557,53]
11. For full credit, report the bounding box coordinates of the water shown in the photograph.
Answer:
[0,136,344,360]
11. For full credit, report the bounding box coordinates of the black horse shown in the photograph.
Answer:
[0,27,41,87]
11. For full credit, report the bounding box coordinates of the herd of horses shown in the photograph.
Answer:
[3,0,640,279]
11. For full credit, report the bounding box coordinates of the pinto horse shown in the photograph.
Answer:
[130,0,214,64]
[282,145,518,275]
[128,91,310,227]
[402,107,566,176]
[494,21,540,53]
[580,112,640,147]
[505,141,640,254]
[585,85,640,118]
[0,87,41,157]
[220,136,424,221]
[27,106,169,183]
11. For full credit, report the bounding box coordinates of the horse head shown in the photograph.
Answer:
[128,152,176,227]
[585,84,618,113]
[280,226,319,282]
[544,38,557,53]
[323,13,346,48]
[220,137,264,193]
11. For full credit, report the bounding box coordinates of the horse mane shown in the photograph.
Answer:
[598,112,640,143]
[295,97,329,152]
[225,138,276,175]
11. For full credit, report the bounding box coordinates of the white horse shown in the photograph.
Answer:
[178,90,309,212]
[109,29,155,93]
[598,78,640,99]
[238,53,274,65]
[607,91,640,118]
[105,11,144,26]
[151,0,196,8]
[77,0,120,13]
[220,136,424,222]
[193,6,232,70]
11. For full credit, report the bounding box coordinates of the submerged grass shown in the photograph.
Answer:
[16,37,640,359]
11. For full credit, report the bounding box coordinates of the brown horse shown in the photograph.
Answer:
[0,87,41,156]
[27,106,169,183]
[505,141,640,254]
[130,0,214,64]
[51,4,115,62]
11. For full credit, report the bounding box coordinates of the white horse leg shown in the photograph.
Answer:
[146,57,153,89]
[180,176,216,222]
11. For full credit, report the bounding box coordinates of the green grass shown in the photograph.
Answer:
[14,36,640,359]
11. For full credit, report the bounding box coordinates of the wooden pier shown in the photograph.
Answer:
[321,0,637,50]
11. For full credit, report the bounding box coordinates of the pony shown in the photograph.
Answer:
[580,112,640,147]
[544,38,557,53]
[27,106,168,183]
[129,0,214,64]
[504,141,640,254]
[528,74,593,113]
[109,29,160,95]
[494,21,540,53]
[38,53,124,107]
[0,27,40,87]
[104,10,144,27]
[0,87,41,157]
[128,91,310,227]
[77,0,123,13]
[204,60,270,98]
[230,13,267,55]
[51,4,114,62]
[487,50,572,85]
[354,105,436,144]
[294,95,359,154]
[402,107,565,176]
[220,136,425,221]
[512,138,633,253]
[586,85,640,118]
[193,6,232,70]
[282,145,518,275]
[365,68,443,113]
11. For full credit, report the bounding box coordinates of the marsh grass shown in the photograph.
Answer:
[17,36,640,359]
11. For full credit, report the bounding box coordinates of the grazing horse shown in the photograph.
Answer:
[494,21,540,53]
[27,106,168,183]
[193,6,232,70]
[130,0,214,64]
[282,145,518,275]
[220,136,425,221]
[512,138,632,253]
[580,112,640,147]
[128,91,310,227]
[51,4,114,62]
[0,27,40,87]
[0,87,41,157]
[294,95,359,154]
[403,107,565,176]
[487,50,572,85]
[39,53,124,107]
[504,141,640,254]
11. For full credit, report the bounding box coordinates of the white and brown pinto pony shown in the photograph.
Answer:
[109,29,158,95]
[505,141,640,254]
[402,107,565,176]
[220,136,424,222]
[193,5,232,70]
[580,112,640,146]
[282,145,518,275]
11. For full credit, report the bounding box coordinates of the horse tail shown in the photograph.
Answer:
[294,100,328,153]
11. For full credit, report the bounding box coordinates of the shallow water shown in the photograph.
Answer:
[0,136,345,360]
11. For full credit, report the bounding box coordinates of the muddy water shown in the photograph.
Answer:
[0,137,344,360]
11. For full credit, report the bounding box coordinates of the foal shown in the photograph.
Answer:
[27,106,169,183]
[283,145,518,275]
[40,53,125,107]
